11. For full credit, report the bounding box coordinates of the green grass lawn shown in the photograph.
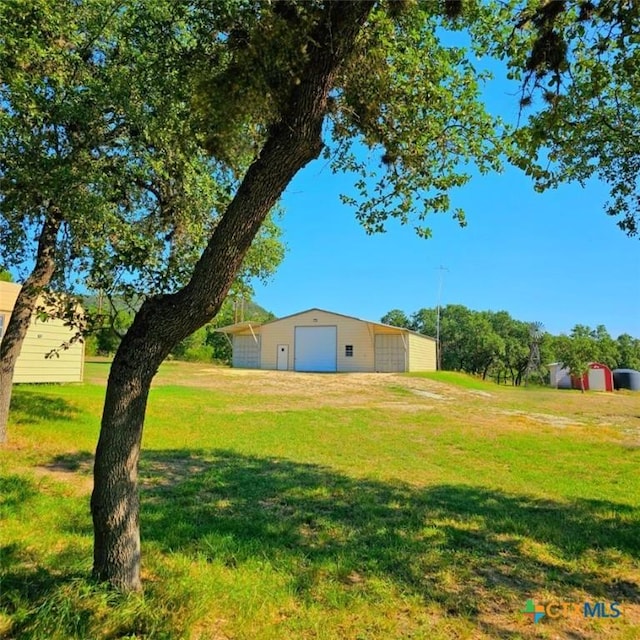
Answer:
[1,362,639,639]
[406,370,499,391]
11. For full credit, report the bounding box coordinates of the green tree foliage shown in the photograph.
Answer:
[551,324,627,371]
[0,0,284,303]
[592,324,619,368]
[82,298,135,357]
[0,0,286,441]
[0,0,127,442]
[410,305,506,378]
[493,0,640,236]
[486,311,531,385]
[0,0,123,273]
[391,305,638,384]
[331,2,503,235]
[0,269,13,282]
[616,334,640,370]
[554,333,596,393]
[380,309,411,328]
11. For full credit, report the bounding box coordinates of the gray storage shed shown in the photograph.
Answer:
[613,369,640,391]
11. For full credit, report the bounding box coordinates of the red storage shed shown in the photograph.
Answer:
[571,363,614,392]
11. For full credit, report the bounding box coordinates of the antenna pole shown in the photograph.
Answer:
[435,265,448,371]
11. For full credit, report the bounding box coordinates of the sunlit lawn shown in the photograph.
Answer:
[1,361,639,639]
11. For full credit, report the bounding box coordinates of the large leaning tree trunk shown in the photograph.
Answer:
[0,213,60,444]
[91,0,375,592]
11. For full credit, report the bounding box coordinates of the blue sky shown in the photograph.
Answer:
[252,141,640,339]
[252,40,639,339]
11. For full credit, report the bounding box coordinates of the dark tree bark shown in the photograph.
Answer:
[91,0,375,592]
[0,213,60,444]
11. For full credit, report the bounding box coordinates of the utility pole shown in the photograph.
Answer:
[435,265,448,371]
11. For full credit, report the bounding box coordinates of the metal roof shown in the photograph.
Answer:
[213,320,264,334]
[214,308,435,341]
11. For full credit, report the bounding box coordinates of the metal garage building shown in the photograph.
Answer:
[0,281,85,383]
[217,308,436,373]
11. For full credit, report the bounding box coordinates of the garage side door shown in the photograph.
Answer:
[375,334,406,372]
[294,326,337,372]
[233,335,260,368]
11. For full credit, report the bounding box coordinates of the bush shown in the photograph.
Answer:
[178,344,215,363]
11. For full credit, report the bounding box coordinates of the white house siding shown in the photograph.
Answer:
[0,281,84,383]
[13,316,85,383]
[232,334,260,368]
[407,333,436,372]
[13,318,84,382]
[374,334,407,372]
[260,309,375,372]
[335,317,375,372]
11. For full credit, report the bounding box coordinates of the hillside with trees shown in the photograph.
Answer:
[83,294,273,364]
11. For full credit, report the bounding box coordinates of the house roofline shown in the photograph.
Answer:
[214,308,435,341]
[260,307,435,341]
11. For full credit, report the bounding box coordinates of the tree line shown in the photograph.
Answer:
[382,306,640,385]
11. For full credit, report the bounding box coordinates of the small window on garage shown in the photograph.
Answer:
[345,345,353,357]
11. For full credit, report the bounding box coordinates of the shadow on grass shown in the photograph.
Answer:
[5,450,639,638]
[0,544,131,640]
[138,449,640,613]
[9,389,79,424]
[0,545,87,606]
[45,451,94,473]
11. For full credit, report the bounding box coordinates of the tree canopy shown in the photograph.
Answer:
[0,0,284,299]
[0,0,285,441]
[386,303,639,384]
[493,0,640,236]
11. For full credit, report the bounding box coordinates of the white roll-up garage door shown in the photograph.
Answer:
[294,326,337,372]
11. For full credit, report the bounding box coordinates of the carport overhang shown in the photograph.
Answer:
[365,321,436,342]
[213,321,262,344]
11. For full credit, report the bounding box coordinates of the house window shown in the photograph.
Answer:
[345,345,353,357]
[0,314,4,338]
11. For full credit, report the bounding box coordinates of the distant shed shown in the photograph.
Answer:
[0,281,85,383]
[549,362,614,391]
[549,363,572,389]
[572,362,614,392]
[613,369,640,391]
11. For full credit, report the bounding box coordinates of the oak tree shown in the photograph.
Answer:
[0,0,284,442]
[0,0,122,442]
[89,0,507,591]
[494,0,640,236]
